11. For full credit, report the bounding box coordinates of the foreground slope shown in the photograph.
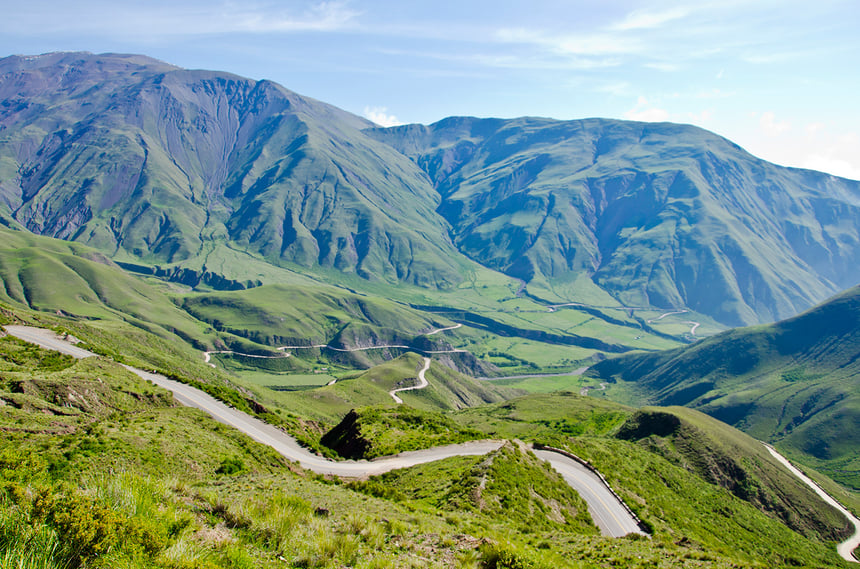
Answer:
[3,320,852,567]
[370,117,860,326]
[589,285,860,489]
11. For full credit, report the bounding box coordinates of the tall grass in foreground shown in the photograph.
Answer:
[0,505,67,569]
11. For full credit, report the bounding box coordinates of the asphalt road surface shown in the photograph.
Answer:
[533,449,644,537]
[765,444,860,563]
[5,325,643,537]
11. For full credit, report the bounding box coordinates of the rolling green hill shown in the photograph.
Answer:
[180,284,454,349]
[369,117,860,326]
[0,225,216,348]
[454,393,853,547]
[276,353,516,423]
[589,285,860,489]
[0,317,852,568]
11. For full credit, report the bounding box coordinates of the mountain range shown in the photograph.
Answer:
[2,52,860,328]
[1,51,859,568]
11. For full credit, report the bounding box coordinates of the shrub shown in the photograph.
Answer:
[478,541,552,569]
[32,490,123,563]
[215,457,245,476]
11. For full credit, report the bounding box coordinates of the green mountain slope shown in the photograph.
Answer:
[369,117,860,326]
[589,285,860,489]
[4,53,860,330]
[180,284,454,349]
[0,225,216,347]
[455,393,853,550]
[0,52,466,288]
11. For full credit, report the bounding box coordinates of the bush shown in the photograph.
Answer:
[215,457,245,476]
[478,541,552,569]
[32,490,123,563]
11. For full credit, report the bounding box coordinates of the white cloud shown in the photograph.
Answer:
[363,106,403,127]
[759,111,791,135]
[802,155,860,181]
[597,82,632,96]
[496,27,643,58]
[623,96,670,122]
[644,62,680,72]
[727,119,860,182]
[610,7,690,31]
[231,1,359,33]
[1,0,360,37]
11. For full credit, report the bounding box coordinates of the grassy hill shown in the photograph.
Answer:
[589,285,860,490]
[454,392,854,563]
[274,353,517,424]
[180,284,454,349]
[0,318,853,568]
[0,226,215,346]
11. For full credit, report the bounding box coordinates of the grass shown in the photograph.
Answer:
[455,392,633,442]
[452,392,853,566]
[350,442,597,535]
[321,406,485,459]
[589,285,860,491]
[273,353,517,424]
[180,284,453,349]
[482,373,589,394]
[0,306,853,568]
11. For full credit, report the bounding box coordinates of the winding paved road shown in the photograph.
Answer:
[389,357,431,403]
[534,449,643,537]
[5,325,643,537]
[764,444,860,563]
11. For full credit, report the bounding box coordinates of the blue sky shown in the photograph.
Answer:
[2,0,859,179]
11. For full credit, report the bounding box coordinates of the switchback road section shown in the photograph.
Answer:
[6,325,644,537]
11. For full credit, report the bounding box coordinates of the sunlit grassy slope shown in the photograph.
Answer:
[0,317,852,568]
[589,285,860,490]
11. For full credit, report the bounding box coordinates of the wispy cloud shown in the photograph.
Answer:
[596,81,632,96]
[374,45,620,72]
[228,1,359,33]
[364,106,403,127]
[645,62,681,72]
[497,27,642,57]
[2,0,360,37]
[759,111,791,135]
[609,7,690,31]
[623,96,670,122]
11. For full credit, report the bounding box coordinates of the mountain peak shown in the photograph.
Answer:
[2,52,860,326]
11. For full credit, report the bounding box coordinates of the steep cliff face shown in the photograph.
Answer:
[0,52,464,287]
[370,117,860,325]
